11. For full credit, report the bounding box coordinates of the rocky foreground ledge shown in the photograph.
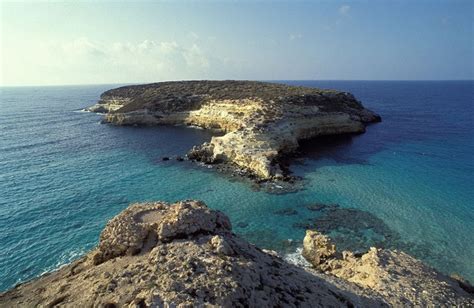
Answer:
[87,81,381,183]
[1,201,472,307]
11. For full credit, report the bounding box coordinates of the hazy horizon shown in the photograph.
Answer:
[1,1,473,86]
[1,79,474,89]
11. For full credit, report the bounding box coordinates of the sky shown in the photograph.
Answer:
[0,0,473,86]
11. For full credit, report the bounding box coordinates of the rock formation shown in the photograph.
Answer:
[87,81,380,181]
[2,201,472,307]
[302,230,474,306]
[0,200,384,307]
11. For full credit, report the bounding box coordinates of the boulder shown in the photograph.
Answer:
[302,230,337,266]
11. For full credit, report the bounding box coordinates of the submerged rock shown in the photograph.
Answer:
[294,205,399,252]
[87,81,381,184]
[306,203,327,211]
[306,203,340,211]
[236,221,249,228]
[274,208,298,216]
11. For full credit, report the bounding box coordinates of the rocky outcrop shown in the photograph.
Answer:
[87,81,380,181]
[302,229,337,266]
[0,200,386,307]
[2,201,472,307]
[302,230,474,306]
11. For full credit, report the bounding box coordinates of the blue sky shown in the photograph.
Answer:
[1,0,472,85]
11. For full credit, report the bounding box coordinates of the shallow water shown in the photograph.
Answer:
[0,81,473,291]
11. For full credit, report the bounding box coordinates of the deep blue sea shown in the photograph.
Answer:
[0,81,473,291]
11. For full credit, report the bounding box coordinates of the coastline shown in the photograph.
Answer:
[1,200,472,306]
[86,80,380,192]
[1,81,469,300]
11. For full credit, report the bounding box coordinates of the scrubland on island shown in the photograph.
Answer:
[87,81,380,192]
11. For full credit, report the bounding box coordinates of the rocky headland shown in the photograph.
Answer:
[1,200,472,307]
[86,81,381,185]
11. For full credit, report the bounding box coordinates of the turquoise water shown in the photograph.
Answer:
[0,81,473,291]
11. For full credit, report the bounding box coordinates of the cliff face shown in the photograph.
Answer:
[87,81,381,181]
[2,201,471,307]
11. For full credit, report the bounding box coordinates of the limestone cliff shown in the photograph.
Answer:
[87,81,381,180]
[1,201,472,307]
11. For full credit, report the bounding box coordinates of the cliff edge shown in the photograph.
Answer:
[1,201,472,307]
[0,201,382,307]
[87,81,381,182]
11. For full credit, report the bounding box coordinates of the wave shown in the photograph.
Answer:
[283,247,311,268]
[12,246,88,290]
[39,247,88,276]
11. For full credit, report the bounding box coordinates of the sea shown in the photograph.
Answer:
[0,80,473,291]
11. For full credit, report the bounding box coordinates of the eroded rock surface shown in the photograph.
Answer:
[0,201,384,307]
[302,230,337,266]
[87,81,380,181]
[2,201,472,307]
[302,230,474,306]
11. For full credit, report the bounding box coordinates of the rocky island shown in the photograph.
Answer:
[1,200,472,307]
[87,81,381,184]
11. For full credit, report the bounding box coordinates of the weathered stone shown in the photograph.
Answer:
[302,230,337,266]
[90,200,231,265]
[301,230,474,306]
[1,200,384,307]
[209,235,234,256]
[2,201,471,307]
[87,81,381,183]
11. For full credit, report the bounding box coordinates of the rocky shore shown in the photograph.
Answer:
[87,81,381,186]
[1,200,472,307]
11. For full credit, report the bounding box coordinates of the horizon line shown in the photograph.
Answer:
[1,79,473,88]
